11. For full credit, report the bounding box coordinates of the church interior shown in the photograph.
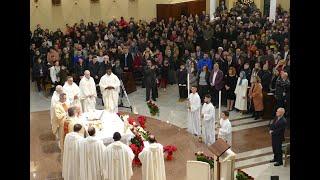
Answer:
[30,0,290,179]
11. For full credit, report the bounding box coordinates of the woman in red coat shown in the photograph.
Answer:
[249,76,264,120]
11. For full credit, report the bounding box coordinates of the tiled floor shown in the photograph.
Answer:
[30,81,290,179]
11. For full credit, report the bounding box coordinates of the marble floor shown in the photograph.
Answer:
[30,81,290,179]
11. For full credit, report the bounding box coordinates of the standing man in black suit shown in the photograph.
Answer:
[120,46,133,72]
[269,107,287,166]
[144,60,157,101]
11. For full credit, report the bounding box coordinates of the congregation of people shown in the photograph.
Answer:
[31,1,290,121]
[31,0,291,176]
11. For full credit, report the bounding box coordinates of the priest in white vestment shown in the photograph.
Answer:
[201,94,216,146]
[103,132,134,180]
[99,66,120,113]
[79,70,97,112]
[50,85,64,127]
[65,106,86,137]
[53,93,70,150]
[138,135,166,180]
[63,76,82,111]
[234,71,248,111]
[62,124,84,180]
[79,127,106,180]
[187,86,201,136]
[218,111,232,146]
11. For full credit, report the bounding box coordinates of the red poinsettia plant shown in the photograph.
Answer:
[129,126,147,166]
[137,116,147,128]
[128,117,136,126]
[129,143,143,166]
[147,100,160,116]
[163,145,177,160]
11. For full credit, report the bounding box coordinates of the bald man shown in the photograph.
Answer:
[50,85,64,122]
[79,70,97,112]
[139,135,166,180]
[269,108,287,166]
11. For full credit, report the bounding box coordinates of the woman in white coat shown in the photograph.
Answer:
[234,71,248,113]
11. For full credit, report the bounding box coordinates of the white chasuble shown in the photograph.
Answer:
[103,141,134,180]
[201,102,216,146]
[138,143,166,180]
[65,116,86,137]
[79,136,106,180]
[50,91,61,127]
[62,132,84,180]
[79,76,97,112]
[99,73,120,113]
[63,82,82,110]
[187,93,201,136]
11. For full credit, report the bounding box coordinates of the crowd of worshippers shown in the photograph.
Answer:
[61,106,166,180]
[30,1,290,118]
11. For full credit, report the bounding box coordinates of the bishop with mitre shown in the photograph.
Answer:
[99,65,120,113]
[139,135,166,180]
[102,132,134,180]
[62,124,84,180]
[79,70,97,112]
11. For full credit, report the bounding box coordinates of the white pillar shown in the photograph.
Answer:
[187,73,190,99]
[218,90,221,119]
[269,0,277,22]
[209,0,217,20]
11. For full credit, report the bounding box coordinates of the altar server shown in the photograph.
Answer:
[218,111,232,146]
[79,127,106,180]
[63,76,82,110]
[187,86,201,136]
[62,124,84,180]
[201,94,216,146]
[99,65,121,113]
[79,70,97,112]
[139,135,166,180]
[102,132,134,180]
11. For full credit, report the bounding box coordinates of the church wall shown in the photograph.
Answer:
[30,0,166,31]
[30,0,290,31]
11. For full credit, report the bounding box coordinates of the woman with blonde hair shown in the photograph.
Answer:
[225,67,238,111]
[249,76,264,120]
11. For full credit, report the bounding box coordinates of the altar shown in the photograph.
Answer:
[79,110,134,145]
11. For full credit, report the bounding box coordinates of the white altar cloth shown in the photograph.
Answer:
[79,110,134,145]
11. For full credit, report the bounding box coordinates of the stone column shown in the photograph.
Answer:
[269,0,277,21]
[209,0,217,20]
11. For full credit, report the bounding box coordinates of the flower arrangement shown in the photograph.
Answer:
[137,116,147,128]
[128,117,150,166]
[129,143,143,166]
[195,151,215,169]
[130,131,144,166]
[163,145,177,160]
[147,100,160,116]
